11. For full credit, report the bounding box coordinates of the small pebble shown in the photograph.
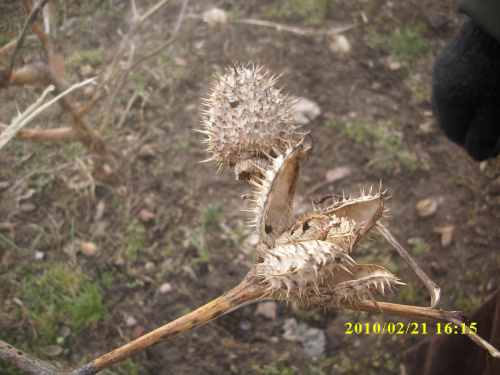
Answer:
[254,301,277,320]
[34,250,45,260]
[20,202,36,212]
[80,241,99,257]
[126,315,138,327]
[114,258,125,267]
[329,35,351,56]
[59,326,71,337]
[239,320,251,331]
[160,283,173,294]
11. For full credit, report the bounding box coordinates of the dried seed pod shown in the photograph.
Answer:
[199,61,300,179]
[247,136,309,247]
[317,188,385,243]
[256,240,402,306]
[276,189,385,250]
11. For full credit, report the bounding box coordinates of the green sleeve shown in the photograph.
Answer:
[458,0,500,42]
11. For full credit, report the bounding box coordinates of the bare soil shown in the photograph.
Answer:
[1,0,500,374]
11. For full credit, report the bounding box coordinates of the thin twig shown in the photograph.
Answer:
[116,91,140,129]
[187,13,356,36]
[97,0,187,135]
[0,84,55,150]
[0,126,85,143]
[138,0,169,25]
[7,0,51,80]
[231,18,356,36]
[0,78,95,151]
[376,222,442,308]
[0,340,62,375]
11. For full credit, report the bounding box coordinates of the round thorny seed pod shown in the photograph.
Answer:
[199,61,300,179]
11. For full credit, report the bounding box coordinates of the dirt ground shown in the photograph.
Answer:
[1,0,500,374]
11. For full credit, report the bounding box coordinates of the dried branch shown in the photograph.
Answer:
[376,222,442,308]
[0,126,85,143]
[231,18,356,36]
[0,340,62,375]
[187,12,356,36]
[99,0,188,135]
[0,78,95,151]
[21,0,66,84]
[5,0,51,82]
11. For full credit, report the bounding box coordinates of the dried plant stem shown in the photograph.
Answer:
[0,126,85,143]
[0,340,62,375]
[83,274,264,374]
[230,18,356,36]
[376,222,442,308]
[1,268,499,375]
[341,300,463,322]
[0,78,95,151]
[338,300,500,359]
[187,13,356,36]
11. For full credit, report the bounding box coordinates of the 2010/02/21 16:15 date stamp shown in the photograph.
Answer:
[345,322,478,335]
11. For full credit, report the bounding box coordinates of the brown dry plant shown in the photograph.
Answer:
[1,59,499,375]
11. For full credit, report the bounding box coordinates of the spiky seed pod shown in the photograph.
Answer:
[248,136,310,247]
[199,61,300,179]
[254,177,398,306]
[256,240,402,306]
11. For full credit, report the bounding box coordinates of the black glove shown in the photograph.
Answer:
[432,19,500,161]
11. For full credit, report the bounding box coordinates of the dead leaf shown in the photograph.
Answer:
[417,198,437,217]
[132,325,147,340]
[138,208,156,223]
[44,345,63,357]
[433,226,454,247]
